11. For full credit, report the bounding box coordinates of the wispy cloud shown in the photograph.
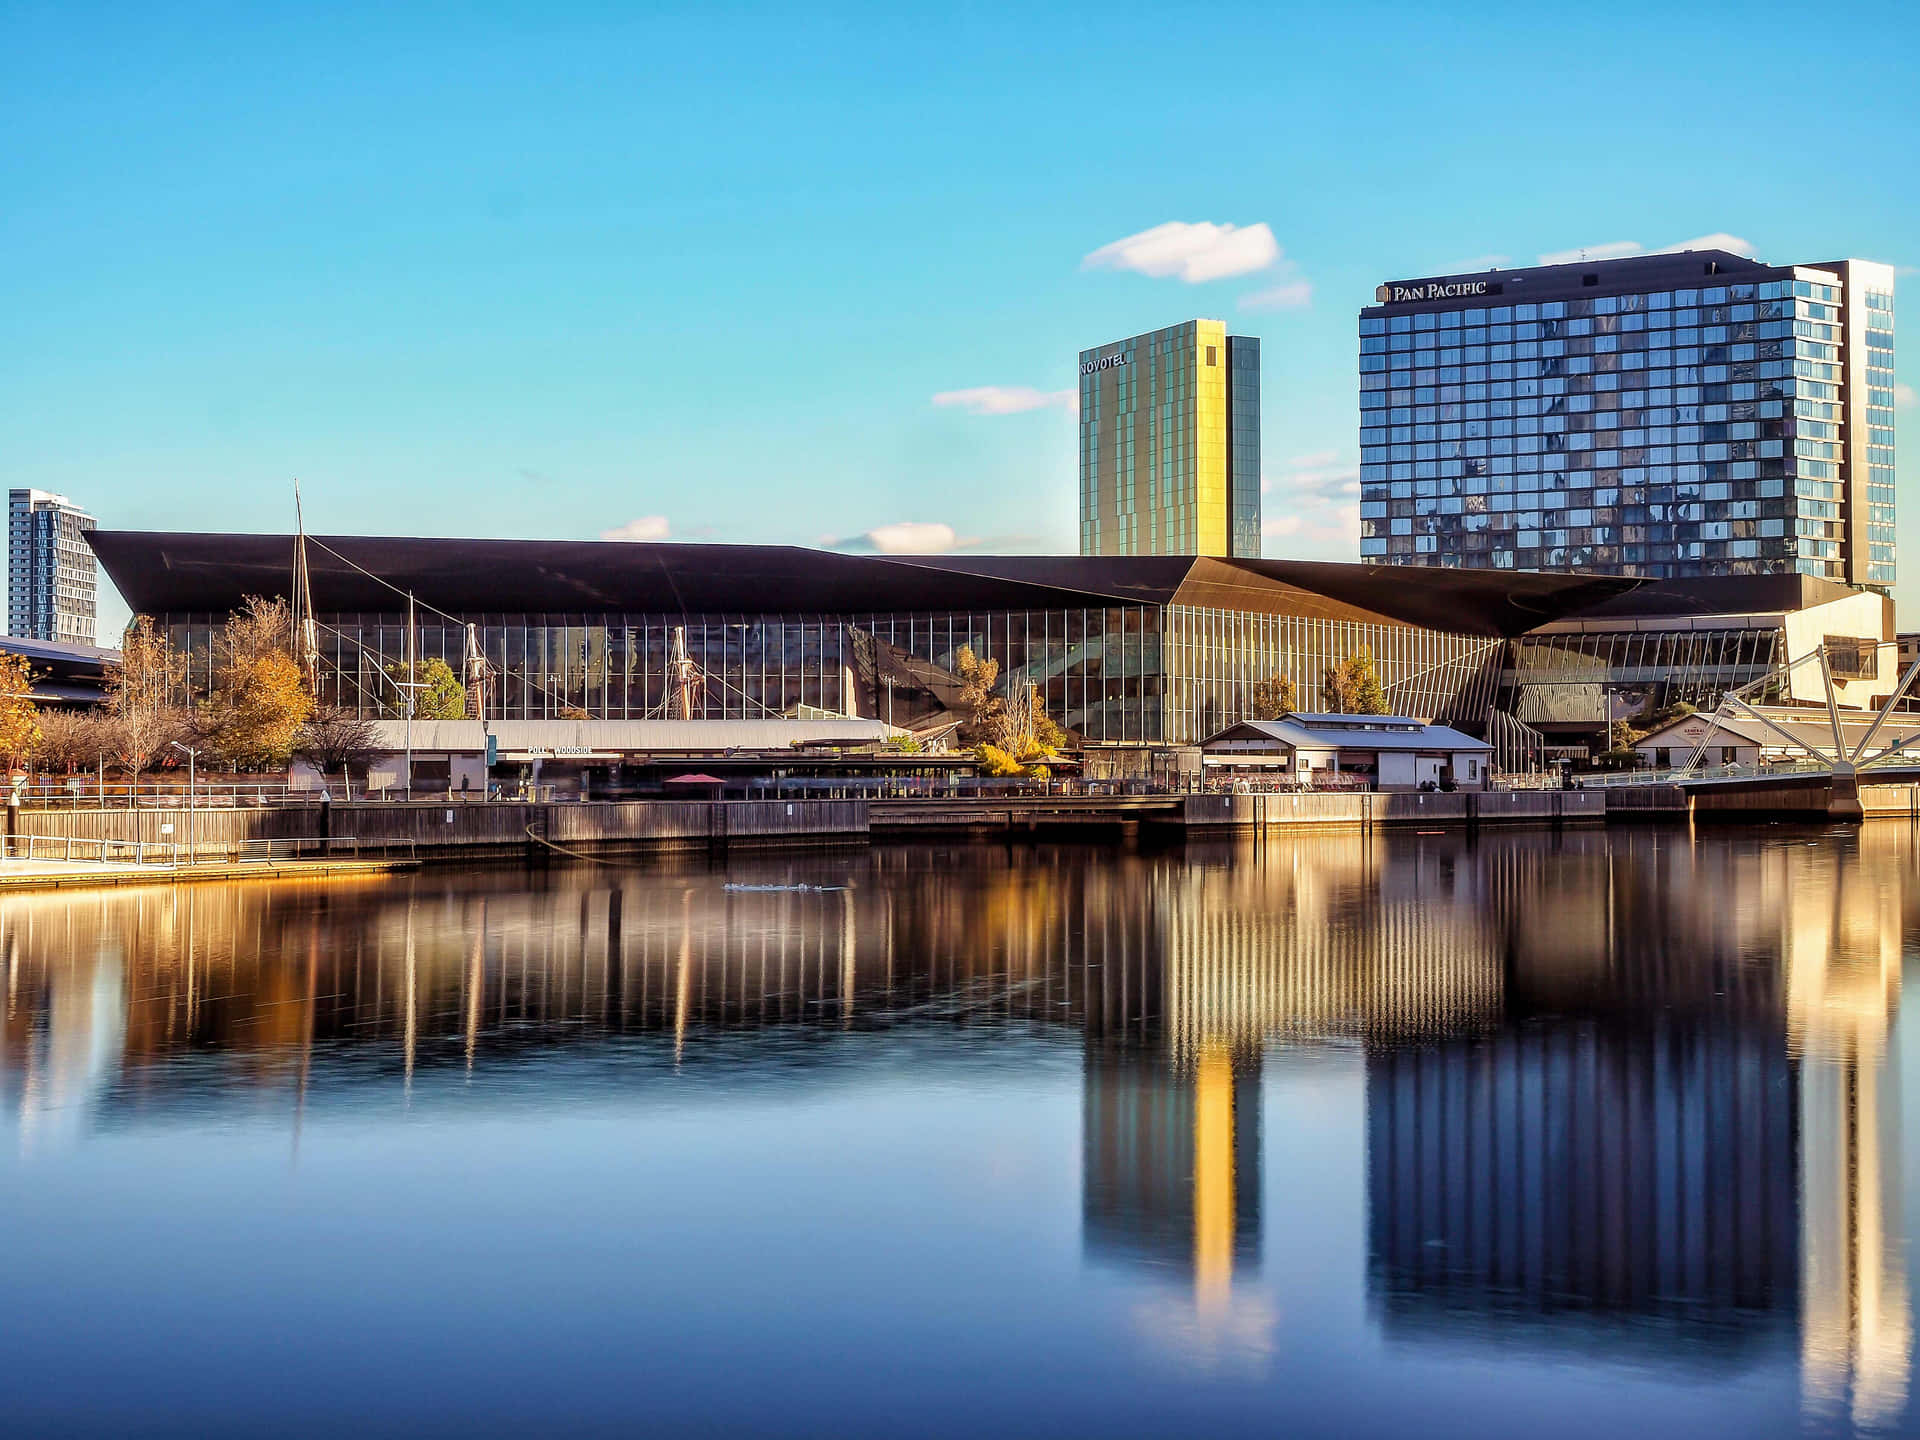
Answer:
[1261,452,1362,553]
[601,515,670,542]
[1446,253,1511,272]
[1896,383,1917,411]
[1538,240,1643,266]
[932,386,1075,416]
[1238,277,1312,312]
[1083,221,1279,283]
[1538,232,1758,266]
[824,521,979,555]
[1263,503,1358,548]
[1661,232,1757,257]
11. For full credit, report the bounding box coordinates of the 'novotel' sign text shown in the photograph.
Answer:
[1080,354,1129,376]
[1375,280,1492,304]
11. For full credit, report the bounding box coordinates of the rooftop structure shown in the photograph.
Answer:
[1202,713,1493,791]
[0,633,119,708]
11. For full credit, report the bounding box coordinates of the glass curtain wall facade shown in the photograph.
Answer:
[1854,269,1898,586]
[1358,253,1895,585]
[1500,625,1786,728]
[1080,320,1262,558]
[1227,336,1263,560]
[1165,606,1502,741]
[155,606,1504,746]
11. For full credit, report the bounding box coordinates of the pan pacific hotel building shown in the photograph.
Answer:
[1357,249,1896,587]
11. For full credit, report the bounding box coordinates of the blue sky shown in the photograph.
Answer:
[4,0,1916,633]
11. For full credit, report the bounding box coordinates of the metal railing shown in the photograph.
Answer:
[1496,758,1837,790]
[17,780,311,810]
[8,834,381,867]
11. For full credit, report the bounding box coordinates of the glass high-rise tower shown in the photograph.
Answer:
[8,488,99,644]
[1080,320,1262,557]
[1356,250,1896,586]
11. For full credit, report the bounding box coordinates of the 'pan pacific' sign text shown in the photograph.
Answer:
[1375,281,1491,304]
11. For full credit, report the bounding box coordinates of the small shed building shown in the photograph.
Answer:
[1200,713,1494,791]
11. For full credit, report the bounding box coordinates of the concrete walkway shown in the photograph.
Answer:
[0,856,418,891]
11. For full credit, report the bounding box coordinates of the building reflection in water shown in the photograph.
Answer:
[0,831,1910,1417]
[1790,829,1910,1428]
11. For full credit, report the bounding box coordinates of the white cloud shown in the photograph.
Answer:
[1083,221,1280,283]
[600,515,670,542]
[862,521,964,554]
[1270,462,1361,498]
[1538,240,1643,266]
[1447,253,1511,272]
[1238,279,1313,312]
[1539,233,1759,266]
[1894,383,1917,410]
[1263,455,1361,557]
[1660,232,1757,257]
[932,386,1075,416]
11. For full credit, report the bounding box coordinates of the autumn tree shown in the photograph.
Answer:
[954,646,1004,743]
[1251,673,1297,721]
[1323,648,1390,715]
[295,705,385,775]
[106,618,190,780]
[387,656,467,719]
[32,708,119,773]
[0,653,41,770]
[202,596,314,770]
[994,681,1067,758]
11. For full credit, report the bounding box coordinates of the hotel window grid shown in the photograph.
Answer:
[1081,321,1259,559]
[1358,270,1894,586]
[8,489,98,644]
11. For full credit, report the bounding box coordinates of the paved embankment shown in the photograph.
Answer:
[0,858,415,892]
[11,799,871,857]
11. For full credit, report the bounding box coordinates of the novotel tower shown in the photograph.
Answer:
[1358,249,1896,586]
[1080,319,1261,557]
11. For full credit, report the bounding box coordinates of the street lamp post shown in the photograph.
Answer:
[170,741,199,853]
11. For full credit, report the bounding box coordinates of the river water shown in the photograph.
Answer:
[0,828,1915,1437]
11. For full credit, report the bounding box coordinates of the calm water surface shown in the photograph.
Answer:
[2,829,1916,1437]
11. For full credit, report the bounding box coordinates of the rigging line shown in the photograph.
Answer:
[306,612,633,721]
[300,538,664,716]
[303,535,471,631]
[295,547,782,721]
[300,534,793,719]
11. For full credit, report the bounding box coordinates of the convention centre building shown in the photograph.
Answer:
[87,533,1639,749]
[87,533,1898,763]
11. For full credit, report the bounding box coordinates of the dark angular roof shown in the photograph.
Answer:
[1560,572,1873,621]
[85,532,1642,639]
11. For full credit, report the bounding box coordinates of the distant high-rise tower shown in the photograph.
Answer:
[8,489,98,644]
[1079,320,1261,557]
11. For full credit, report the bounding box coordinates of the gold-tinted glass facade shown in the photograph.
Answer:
[1080,320,1260,558]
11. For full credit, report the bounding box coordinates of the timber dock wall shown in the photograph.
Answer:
[11,800,869,856]
[36,780,1920,862]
